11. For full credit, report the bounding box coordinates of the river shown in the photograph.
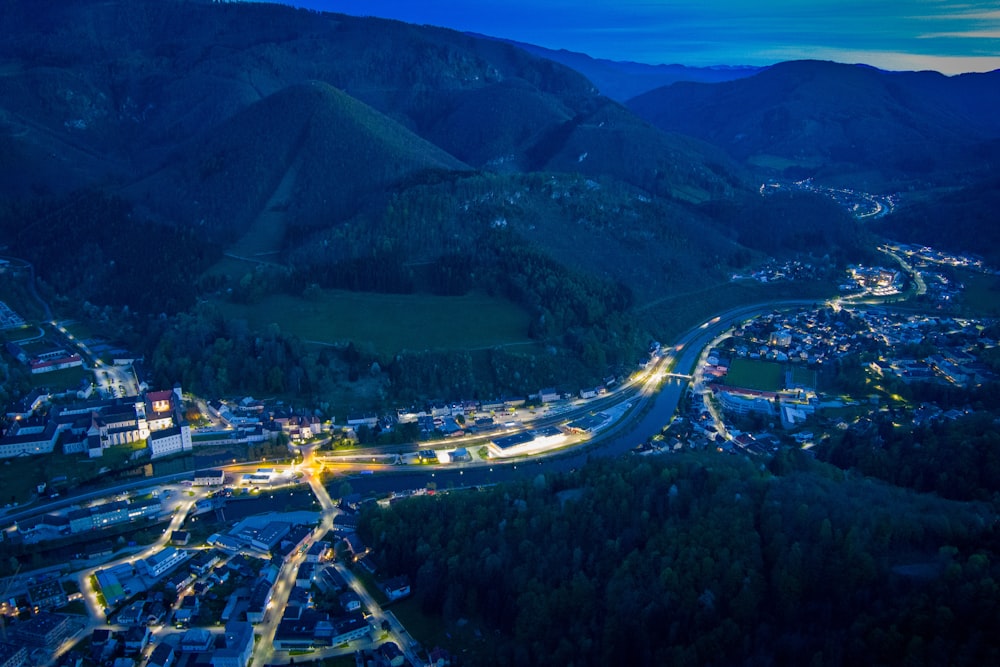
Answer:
[333,377,689,497]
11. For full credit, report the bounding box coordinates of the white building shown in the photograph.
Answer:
[193,469,226,486]
[143,547,188,578]
[148,425,193,459]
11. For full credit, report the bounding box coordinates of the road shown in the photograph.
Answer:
[249,444,423,667]
[10,295,833,666]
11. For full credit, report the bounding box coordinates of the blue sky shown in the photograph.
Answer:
[276,0,1000,74]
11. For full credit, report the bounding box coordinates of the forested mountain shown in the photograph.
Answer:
[359,454,1000,666]
[479,35,762,102]
[0,0,737,207]
[628,60,1000,188]
[872,175,1000,265]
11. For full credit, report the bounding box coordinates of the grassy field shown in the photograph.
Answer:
[726,358,785,392]
[960,271,1000,317]
[747,153,823,171]
[389,596,491,663]
[214,289,533,354]
[29,365,91,390]
[0,324,41,342]
[790,365,818,389]
[0,445,139,504]
[637,279,838,343]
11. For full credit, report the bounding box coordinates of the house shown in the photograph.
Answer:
[245,579,273,624]
[211,622,254,667]
[286,586,312,610]
[338,590,361,613]
[192,581,213,597]
[116,600,146,626]
[179,628,214,653]
[146,643,174,667]
[295,563,316,589]
[537,388,559,403]
[317,567,347,594]
[278,525,312,559]
[305,541,331,563]
[148,425,193,459]
[378,642,405,667]
[144,601,168,626]
[449,447,471,463]
[341,534,368,561]
[123,626,150,654]
[173,596,200,626]
[327,613,372,646]
[272,608,329,651]
[332,514,358,534]
[381,576,410,601]
[193,470,225,486]
[171,531,190,546]
[189,550,221,575]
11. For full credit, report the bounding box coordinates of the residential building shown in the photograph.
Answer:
[381,576,411,601]
[143,547,187,578]
[193,470,225,486]
[27,580,66,611]
[13,611,72,649]
[211,622,253,667]
[147,643,174,667]
[0,643,27,667]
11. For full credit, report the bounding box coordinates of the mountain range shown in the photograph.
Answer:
[628,59,1000,188]
[0,0,996,392]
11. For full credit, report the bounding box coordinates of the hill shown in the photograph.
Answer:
[476,35,762,102]
[874,175,1000,265]
[0,0,744,208]
[628,60,1000,188]
[0,0,877,402]
[127,81,468,240]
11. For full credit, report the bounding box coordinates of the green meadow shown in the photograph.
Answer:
[215,289,533,354]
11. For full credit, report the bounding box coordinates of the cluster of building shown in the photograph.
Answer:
[763,178,897,219]
[0,386,191,460]
[86,620,253,667]
[841,265,902,297]
[691,304,998,456]
[731,259,824,285]
[0,611,77,667]
[15,495,165,543]
[4,341,83,375]
[890,242,990,273]
[0,300,26,330]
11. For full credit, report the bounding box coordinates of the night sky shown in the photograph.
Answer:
[276,0,1000,74]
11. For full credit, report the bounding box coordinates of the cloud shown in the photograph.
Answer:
[919,30,1000,38]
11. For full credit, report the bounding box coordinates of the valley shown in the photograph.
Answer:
[1,1,999,665]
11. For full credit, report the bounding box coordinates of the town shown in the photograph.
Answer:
[0,239,997,667]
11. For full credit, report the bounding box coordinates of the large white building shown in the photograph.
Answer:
[149,425,193,459]
[143,547,188,578]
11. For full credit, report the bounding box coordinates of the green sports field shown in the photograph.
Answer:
[725,357,784,392]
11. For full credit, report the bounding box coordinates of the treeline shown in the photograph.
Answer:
[358,454,999,666]
[701,190,876,262]
[0,191,220,315]
[146,307,332,398]
[819,410,1000,503]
